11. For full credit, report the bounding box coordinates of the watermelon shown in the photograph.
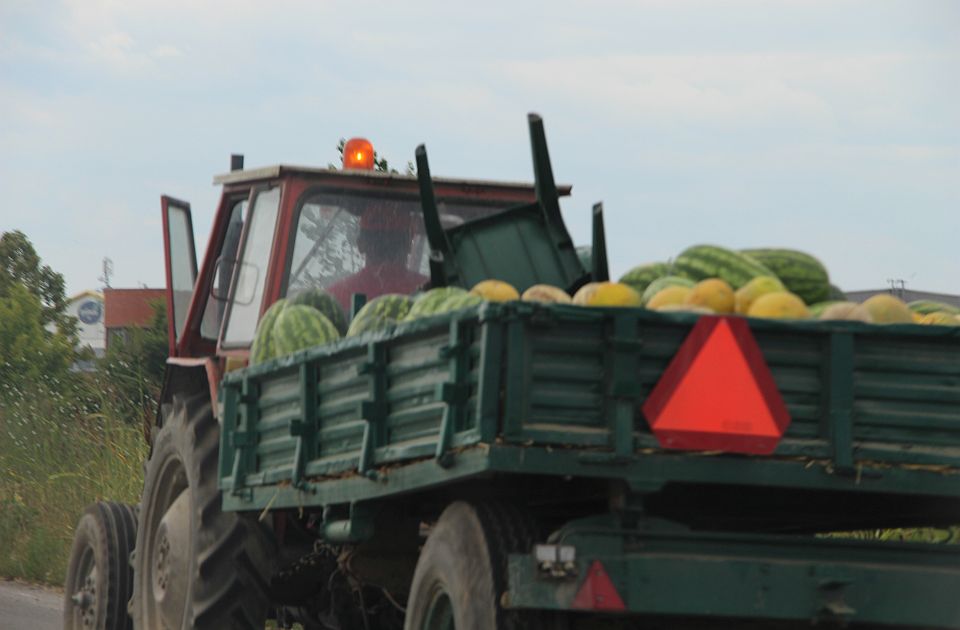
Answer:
[908,300,960,316]
[740,248,830,305]
[828,284,846,301]
[272,305,341,356]
[250,299,288,365]
[404,287,468,321]
[346,293,413,337]
[619,262,670,295]
[641,276,695,305]
[437,292,483,313]
[673,245,774,290]
[289,288,348,335]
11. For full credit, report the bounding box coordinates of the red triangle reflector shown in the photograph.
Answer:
[571,561,626,611]
[642,316,791,455]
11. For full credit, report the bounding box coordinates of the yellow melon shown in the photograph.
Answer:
[918,311,960,326]
[747,292,810,319]
[861,294,913,324]
[647,286,692,310]
[685,278,735,313]
[521,284,572,304]
[572,282,601,306]
[912,311,924,323]
[734,276,785,314]
[819,302,873,323]
[470,279,519,302]
[582,282,642,307]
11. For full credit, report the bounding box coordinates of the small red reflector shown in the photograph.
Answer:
[642,316,791,455]
[343,137,375,170]
[572,561,626,611]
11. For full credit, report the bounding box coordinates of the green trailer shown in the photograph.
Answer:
[64,114,960,630]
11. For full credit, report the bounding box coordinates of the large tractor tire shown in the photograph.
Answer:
[404,501,551,630]
[129,393,276,630]
[64,501,138,630]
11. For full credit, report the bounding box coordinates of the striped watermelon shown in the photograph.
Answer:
[740,248,830,305]
[346,294,413,337]
[908,300,960,316]
[273,305,341,356]
[404,287,468,321]
[619,262,670,295]
[438,292,483,313]
[250,299,288,365]
[289,288,348,335]
[641,275,694,305]
[672,245,774,290]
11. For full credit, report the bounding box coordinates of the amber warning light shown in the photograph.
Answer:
[343,137,375,170]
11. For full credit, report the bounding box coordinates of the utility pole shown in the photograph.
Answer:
[99,257,113,289]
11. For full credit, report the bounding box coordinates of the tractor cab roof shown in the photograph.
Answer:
[213,163,572,197]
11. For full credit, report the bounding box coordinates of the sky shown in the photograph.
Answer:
[1,0,958,297]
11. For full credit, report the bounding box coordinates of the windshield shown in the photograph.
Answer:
[285,190,513,311]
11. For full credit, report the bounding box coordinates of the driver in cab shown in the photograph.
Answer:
[327,206,427,310]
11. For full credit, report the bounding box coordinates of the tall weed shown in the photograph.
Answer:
[0,372,147,584]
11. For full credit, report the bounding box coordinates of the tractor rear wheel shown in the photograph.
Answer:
[63,501,137,630]
[129,393,276,630]
[404,501,550,630]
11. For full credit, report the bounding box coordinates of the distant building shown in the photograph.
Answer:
[846,288,960,308]
[103,288,166,350]
[65,291,106,359]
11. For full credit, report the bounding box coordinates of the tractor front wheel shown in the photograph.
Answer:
[129,393,276,630]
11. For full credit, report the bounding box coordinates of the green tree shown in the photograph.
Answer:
[0,231,69,329]
[0,284,75,394]
[97,300,168,425]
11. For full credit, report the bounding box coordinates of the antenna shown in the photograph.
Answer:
[886,278,906,299]
[99,257,113,289]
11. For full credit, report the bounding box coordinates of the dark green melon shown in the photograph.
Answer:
[289,288,348,335]
[404,287,468,321]
[828,284,846,301]
[673,244,774,289]
[250,298,288,365]
[272,305,341,356]
[346,293,414,337]
[740,248,831,305]
[619,262,670,295]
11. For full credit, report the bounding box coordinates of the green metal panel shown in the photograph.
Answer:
[220,303,960,513]
[505,516,960,628]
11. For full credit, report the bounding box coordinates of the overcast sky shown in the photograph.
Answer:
[1,0,957,296]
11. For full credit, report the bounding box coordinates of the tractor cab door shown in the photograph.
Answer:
[161,196,198,357]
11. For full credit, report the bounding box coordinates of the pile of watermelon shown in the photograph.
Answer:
[251,245,958,365]
[617,244,960,326]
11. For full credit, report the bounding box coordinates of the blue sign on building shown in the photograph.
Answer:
[78,300,103,325]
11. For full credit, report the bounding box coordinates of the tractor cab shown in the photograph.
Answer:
[159,130,576,408]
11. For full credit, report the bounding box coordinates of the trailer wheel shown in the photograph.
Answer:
[404,501,549,630]
[129,393,276,630]
[64,501,138,630]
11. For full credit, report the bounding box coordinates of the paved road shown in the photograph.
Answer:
[0,580,62,630]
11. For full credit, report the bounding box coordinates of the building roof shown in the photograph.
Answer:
[846,289,960,308]
[103,288,165,328]
[68,290,104,303]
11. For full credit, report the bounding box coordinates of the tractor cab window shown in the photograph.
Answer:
[200,197,247,339]
[284,191,508,311]
[221,186,281,346]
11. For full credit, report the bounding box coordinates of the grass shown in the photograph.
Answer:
[0,376,147,585]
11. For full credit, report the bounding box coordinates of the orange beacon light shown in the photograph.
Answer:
[343,138,375,170]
